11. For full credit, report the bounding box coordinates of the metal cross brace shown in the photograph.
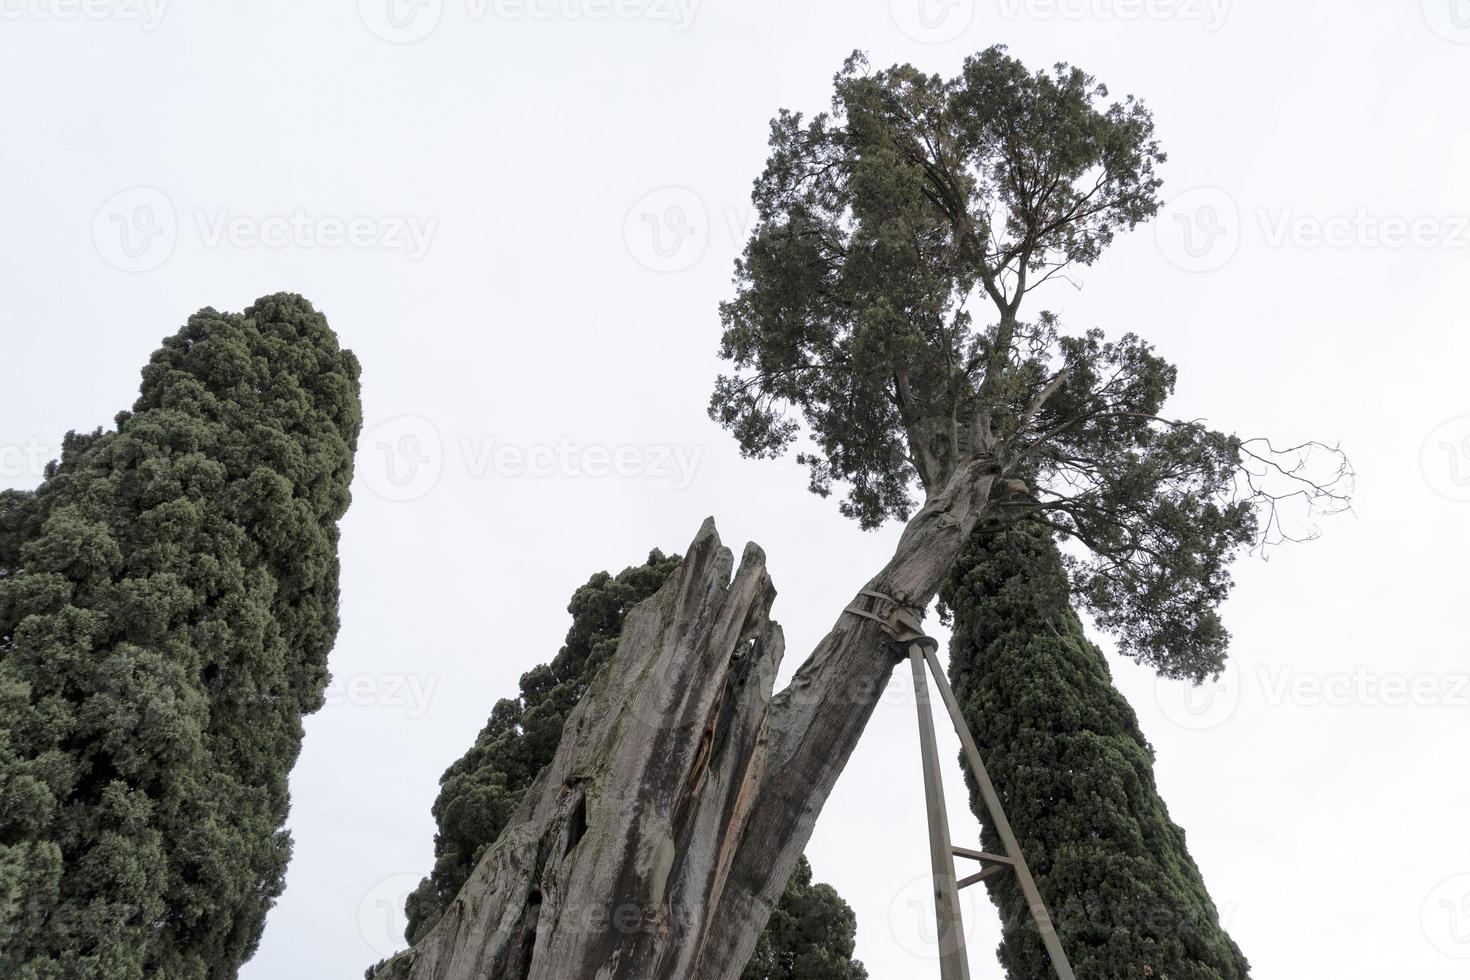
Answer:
[845,589,1076,980]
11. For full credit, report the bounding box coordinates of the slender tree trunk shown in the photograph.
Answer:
[371,460,998,980]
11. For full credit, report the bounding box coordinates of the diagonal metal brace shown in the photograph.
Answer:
[844,587,1077,980]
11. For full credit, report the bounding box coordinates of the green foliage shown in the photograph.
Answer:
[712,48,1348,681]
[740,855,866,980]
[712,46,1164,526]
[0,295,362,980]
[403,553,864,980]
[402,550,683,940]
[940,519,1250,979]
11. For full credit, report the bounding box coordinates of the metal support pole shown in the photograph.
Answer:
[921,646,1077,980]
[909,644,972,980]
[846,587,1076,980]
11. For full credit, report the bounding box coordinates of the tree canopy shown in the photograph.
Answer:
[0,295,361,980]
[711,48,1349,681]
[740,855,866,980]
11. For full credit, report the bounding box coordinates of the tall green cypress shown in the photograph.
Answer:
[0,295,361,980]
[940,520,1249,980]
[399,552,865,980]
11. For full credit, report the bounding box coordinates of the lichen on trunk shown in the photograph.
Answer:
[371,479,997,979]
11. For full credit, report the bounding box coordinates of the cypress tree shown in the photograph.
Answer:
[0,294,361,980]
[740,855,866,980]
[401,552,864,980]
[940,519,1249,979]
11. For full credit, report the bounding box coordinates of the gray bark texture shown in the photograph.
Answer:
[371,461,998,980]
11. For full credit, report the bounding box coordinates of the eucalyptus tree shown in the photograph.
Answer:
[697,44,1344,968]
[369,48,1345,980]
[711,47,1348,680]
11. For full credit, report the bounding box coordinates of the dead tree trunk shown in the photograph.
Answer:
[371,460,1000,980]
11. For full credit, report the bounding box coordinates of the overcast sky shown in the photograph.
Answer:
[3,1,1469,977]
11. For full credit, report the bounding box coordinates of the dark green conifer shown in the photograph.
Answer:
[740,855,867,980]
[941,520,1250,979]
[0,295,361,980]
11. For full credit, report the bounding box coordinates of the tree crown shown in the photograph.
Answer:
[711,49,1349,680]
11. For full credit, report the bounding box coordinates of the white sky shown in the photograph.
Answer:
[3,1,1469,977]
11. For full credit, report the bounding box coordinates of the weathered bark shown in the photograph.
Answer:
[372,459,999,980]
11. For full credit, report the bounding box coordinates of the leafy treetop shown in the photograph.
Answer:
[711,48,1349,681]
